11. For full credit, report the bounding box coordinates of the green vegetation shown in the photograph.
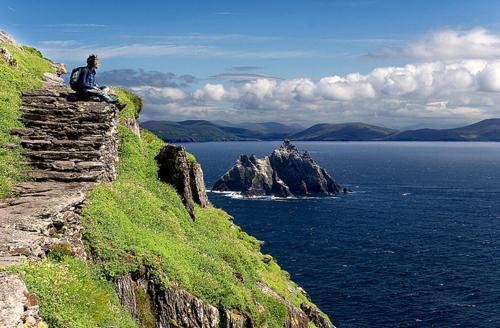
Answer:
[141,120,244,142]
[113,87,143,120]
[141,120,303,143]
[81,92,323,327]
[186,151,197,165]
[7,257,136,327]
[0,43,54,197]
[1,44,329,326]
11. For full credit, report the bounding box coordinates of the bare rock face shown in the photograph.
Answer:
[213,140,341,197]
[189,161,209,207]
[301,303,336,328]
[0,31,21,66]
[156,145,208,219]
[115,273,336,328]
[0,46,16,66]
[126,117,141,137]
[0,273,47,328]
[51,62,68,76]
[0,31,22,48]
[116,275,222,328]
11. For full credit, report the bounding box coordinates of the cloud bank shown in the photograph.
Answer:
[93,27,500,127]
[135,58,500,126]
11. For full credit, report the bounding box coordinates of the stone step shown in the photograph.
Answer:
[22,112,110,124]
[20,139,104,151]
[26,169,102,182]
[22,88,66,97]
[12,129,108,142]
[29,160,105,172]
[21,119,113,130]
[21,104,114,113]
[25,150,101,161]
[15,127,113,139]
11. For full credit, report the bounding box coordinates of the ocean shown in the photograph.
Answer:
[181,141,500,327]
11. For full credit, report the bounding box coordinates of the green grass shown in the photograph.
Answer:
[81,92,328,326]
[0,43,330,326]
[113,88,143,120]
[0,43,54,197]
[7,257,136,328]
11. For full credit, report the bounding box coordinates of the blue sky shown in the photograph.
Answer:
[3,0,500,128]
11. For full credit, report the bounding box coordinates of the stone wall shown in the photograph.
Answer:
[12,87,119,183]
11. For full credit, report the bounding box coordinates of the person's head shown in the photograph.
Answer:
[86,54,100,69]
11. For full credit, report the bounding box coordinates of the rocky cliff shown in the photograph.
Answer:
[155,145,208,219]
[213,140,342,197]
[0,32,335,328]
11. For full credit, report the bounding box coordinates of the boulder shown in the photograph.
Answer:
[51,63,68,76]
[213,140,341,197]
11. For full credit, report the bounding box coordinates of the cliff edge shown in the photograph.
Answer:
[0,32,335,328]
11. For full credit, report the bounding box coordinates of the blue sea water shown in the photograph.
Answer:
[181,141,500,327]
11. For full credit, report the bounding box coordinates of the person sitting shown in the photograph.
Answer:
[73,54,126,110]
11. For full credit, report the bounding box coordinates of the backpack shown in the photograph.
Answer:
[69,66,85,91]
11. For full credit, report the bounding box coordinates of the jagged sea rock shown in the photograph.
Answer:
[213,140,341,197]
[156,145,208,219]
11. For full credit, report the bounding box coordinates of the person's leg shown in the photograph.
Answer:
[98,86,110,94]
[83,87,118,104]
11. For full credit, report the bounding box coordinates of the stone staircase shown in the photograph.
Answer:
[1,29,124,326]
[12,87,119,182]
[0,82,120,267]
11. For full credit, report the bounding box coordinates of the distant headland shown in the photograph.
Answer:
[142,118,500,142]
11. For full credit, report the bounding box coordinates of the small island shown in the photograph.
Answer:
[213,140,347,197]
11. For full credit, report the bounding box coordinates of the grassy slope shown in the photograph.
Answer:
[0,44,330,326]
[1,45,136,326]
[0,44,53,197]
[8,258,136,327]
[82,92,322,326]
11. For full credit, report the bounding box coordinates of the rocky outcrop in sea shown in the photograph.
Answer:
[213,140,342,197]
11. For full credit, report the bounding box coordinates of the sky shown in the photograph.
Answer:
[2,0,500,129]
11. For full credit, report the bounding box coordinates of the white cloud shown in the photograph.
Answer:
[131,86,187,104]
[193,84,226,102]
[136,58,500,127]
[408,28,500,60]
[478,62,500,91]
[372,28,500,60]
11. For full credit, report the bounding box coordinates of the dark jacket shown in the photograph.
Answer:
[79,66,97,90]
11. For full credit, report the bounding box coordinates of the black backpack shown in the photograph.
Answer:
[69,66,85,91]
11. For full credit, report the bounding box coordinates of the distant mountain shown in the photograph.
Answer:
[386,119,500,141]
[290,122,398,141]
[141,120,302,142]
[142,119,500,142]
